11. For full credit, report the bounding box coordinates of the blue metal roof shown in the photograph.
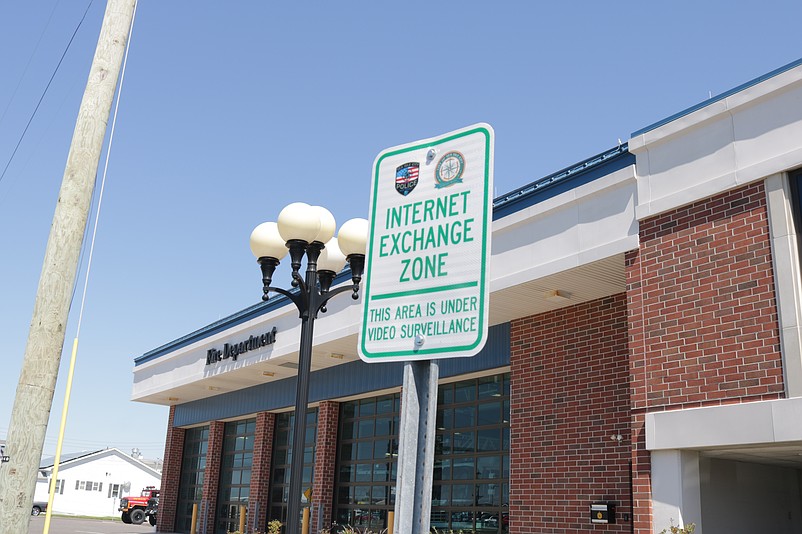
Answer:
[631,57,802,137]
[134,269,354,365]
[492,144,634,220]
[134,143,635,366]
[136,58,802,366]
[135,144,635,366]
[135,297,286,365]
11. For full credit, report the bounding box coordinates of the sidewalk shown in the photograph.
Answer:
[28,515,179,534]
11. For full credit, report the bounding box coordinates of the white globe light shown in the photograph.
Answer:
[311,206,336,244]
[338,218,369,256]
[317,237,347,273]
[277,202,321,243]
[249,222,288,260]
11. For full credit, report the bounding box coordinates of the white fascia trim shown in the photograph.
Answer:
[133,286,359,374]
[646,397,802,450]
[493,164,636,233]
[635,146,802,221]
[634,170,738,221]
[130,308,304,399]
[138,167,637,373]
[630,64,802,154]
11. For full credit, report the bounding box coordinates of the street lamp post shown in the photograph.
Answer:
[250,202,367,534]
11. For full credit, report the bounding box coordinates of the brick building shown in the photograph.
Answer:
[133,59,802,534]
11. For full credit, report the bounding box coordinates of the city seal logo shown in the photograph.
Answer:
[434,151,465,189]
[395,162,419,196]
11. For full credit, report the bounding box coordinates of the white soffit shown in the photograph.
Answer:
[132,156,636,405]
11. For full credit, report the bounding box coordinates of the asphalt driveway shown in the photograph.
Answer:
[28,516,171,534]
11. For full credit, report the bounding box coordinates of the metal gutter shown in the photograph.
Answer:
[134,271,352,365]
[492,143,633,220]
[135,143,634,366]
[631,57,802,137]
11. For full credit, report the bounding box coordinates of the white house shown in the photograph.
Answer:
[35,448,161,517]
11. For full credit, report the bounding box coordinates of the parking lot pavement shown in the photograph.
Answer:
[28,516,173,534]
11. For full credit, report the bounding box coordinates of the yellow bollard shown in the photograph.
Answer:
[301,507,310,534]
[240,505,247,533]
[190,503,198,534]
[387,511,394,534]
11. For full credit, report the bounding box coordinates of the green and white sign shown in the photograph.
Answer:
[359,123,494,362]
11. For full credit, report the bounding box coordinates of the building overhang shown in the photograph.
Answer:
[132,150,638,406]
[646,397,802,468]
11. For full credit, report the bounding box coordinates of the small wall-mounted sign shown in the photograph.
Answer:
[206,327,278,365]
[590,502,616,524]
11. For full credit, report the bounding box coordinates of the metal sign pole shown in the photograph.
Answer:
[363,124,494,534]
[394,359,439,534]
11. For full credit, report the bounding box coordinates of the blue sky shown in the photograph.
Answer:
[1,1,801,461]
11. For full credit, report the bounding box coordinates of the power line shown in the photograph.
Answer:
[0,0,94,186]
[0,0,62,128]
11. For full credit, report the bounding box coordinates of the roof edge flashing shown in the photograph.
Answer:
[631,57,802,138]
[493,144,634,220]
[134,270,355,366]
[135,146,633,366]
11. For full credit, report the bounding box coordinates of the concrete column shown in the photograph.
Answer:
[765,173,802,397]
[651,450,702,533]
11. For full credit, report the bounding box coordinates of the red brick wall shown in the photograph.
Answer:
[629,413,651,534]
[202,421,225,534]
[312,401,339,532]
[625,181,786,533]
[509,294,631,534]
[626,181,784,412]
[250,412,276,532]
[626,247,655,534]
[157,406,184,533]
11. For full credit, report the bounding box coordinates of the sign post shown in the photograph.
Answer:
[360,124,494,533]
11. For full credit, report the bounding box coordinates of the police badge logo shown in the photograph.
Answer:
[435,151,465,189]
[395,162,419,196]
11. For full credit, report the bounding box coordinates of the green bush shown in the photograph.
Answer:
[660,519,696,534]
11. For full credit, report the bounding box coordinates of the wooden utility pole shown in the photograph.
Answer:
[0,0,136,530]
